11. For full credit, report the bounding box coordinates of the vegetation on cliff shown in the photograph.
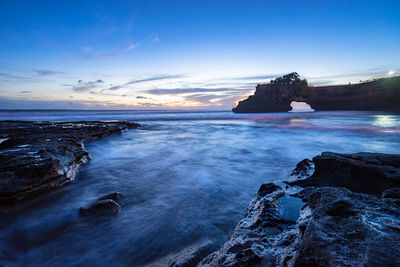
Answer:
[233,73,400,113]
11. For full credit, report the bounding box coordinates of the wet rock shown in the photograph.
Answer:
[201,152,400,266]
[98,192,124,202]
[257,183,281,197]
[382,188,400,199]
[324,199,358,218]
[79,199,121,217]
[0,121,139,204]
[290,152,400,195]
[290,158,313,179]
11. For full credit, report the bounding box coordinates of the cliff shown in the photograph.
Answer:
[232,74,400,113]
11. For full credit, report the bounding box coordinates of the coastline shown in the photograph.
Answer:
[199,152,400,266]
[0,120,139,203]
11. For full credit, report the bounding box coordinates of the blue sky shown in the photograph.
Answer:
[0,0,399,110]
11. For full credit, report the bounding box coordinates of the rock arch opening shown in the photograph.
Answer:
[289,101,315,112]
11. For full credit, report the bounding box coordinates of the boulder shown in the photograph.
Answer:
[79,199,121,217]
[98,192,124,202]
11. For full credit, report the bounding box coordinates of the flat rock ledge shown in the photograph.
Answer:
[0,121,139,203]
[200,152,400,266]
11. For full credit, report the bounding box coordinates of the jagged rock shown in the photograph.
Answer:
[0,121,139,203]
[289,158,313,179]
[257,183,281,197]
[79,199,121,217]
[201,152,400,266]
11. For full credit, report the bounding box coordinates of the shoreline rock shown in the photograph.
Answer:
[200,152,400,266]
[0,121,139,204]
[78,192,124,217]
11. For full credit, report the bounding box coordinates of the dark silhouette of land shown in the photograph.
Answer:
[233,73,400,113]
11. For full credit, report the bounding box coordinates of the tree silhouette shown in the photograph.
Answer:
[270,72,307,86]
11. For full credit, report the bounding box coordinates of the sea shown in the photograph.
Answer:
[0,110,399,266]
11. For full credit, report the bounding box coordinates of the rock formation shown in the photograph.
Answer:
[79,192,124,217]
[0,121,139,203]
[200,152,400,266]
[232,73,400,113]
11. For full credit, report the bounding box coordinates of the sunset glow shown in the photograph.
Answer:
[0,1,399,110]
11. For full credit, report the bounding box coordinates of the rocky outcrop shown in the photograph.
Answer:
[232,75,400,113]
[79,199,121,217]
[200,152,400,266]
[79,192,124,217]
[290,152,400,195]
[0,121,139,203]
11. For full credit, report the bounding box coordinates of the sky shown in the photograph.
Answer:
[0,0,399,110]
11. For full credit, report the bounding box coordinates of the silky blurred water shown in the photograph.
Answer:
[0,110,400,266]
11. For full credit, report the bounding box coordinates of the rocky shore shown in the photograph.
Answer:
[199,152,400,266]
[0,120,139,203]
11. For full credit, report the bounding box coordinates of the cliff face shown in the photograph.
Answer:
[232,76,400,113]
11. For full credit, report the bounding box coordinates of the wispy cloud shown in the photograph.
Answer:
[34,69,63,76]
[308,68,392,81]
[0,72,28,80]
[144,87,247,95]
[104,74,186,91]
[232,74,279,80]
[72,79,105,92]
[90,91,127,97]
[108,85,123,91]
[127,74,186,85]
[82,43,138,60]
[136,96,151,99]
[19,90,32,93]
[124,43,137,51]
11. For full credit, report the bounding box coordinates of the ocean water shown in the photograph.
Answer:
[0,110,400,266]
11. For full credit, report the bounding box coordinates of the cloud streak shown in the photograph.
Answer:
[124,43,137,51]
[233,74,280,80]
[104,74,186,91]
[34,69,63,76]
[144,87,249,95]
[0,72,29,80]
[82,43,138,60]
[72,79,105,92]
[308,68,393,81]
